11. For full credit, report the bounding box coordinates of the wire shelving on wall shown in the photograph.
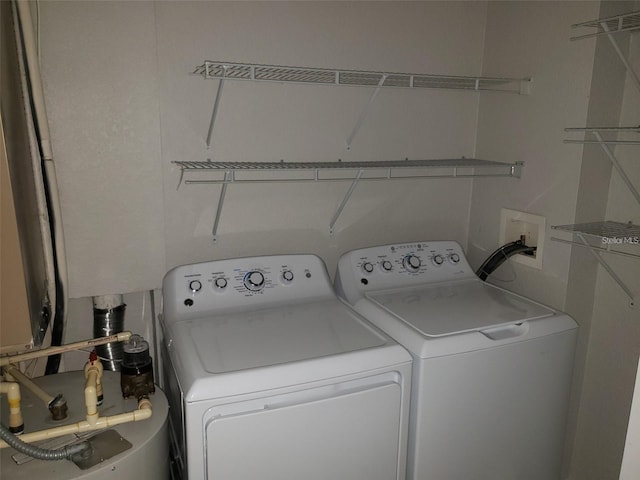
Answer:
[183,59,530,242]
[553,11,640,307]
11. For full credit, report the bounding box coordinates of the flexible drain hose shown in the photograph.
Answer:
[476,240,537,281]
[0,423,90,461]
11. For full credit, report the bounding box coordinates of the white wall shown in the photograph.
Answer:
[41,1,494,299]
[569,6,640,477]
[38,1,640,478]
[620,358,640,479]
[468,1,639,479]
[41,1,165,298]
[468,1,599,310]
[157,1,487,278]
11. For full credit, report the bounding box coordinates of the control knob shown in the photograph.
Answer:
[361,262,374,274]
[189,280,202,293]
[403,254,421,272]
[431,254,444,266]
[244,271,265,291]
[381,260,393,272]
[214,277,228,290]
[282,270,294,283]
[449,253,461,264]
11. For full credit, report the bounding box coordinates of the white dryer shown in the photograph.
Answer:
[335,241,578,480]
[160,254,412,480]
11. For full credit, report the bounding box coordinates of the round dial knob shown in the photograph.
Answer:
[432,254,444,266]
[282,270,294,282]
[403,255,421,272]
[449,253,460,264]
[214,277,228,290]
[189,280,202,293]
[361,262,374,274]
[244,271,265,291]
[381,260,393,272]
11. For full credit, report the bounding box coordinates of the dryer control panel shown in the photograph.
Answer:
[163,254,335,321]
[335,241,476,304]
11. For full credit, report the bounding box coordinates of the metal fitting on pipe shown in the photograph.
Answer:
[93,295,126,371]
[4,364,68,421]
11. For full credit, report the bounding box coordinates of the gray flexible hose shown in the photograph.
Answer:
[0,423,90,461]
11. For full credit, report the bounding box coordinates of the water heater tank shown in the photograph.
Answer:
[0,370,169,479]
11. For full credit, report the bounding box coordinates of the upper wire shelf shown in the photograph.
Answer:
[193,61,532,94]
[571,10,640,40]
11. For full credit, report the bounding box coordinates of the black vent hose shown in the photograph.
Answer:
[0,423,90,461]
[476,240,537,281]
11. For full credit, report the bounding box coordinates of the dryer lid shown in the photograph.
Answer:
[178,299,388,374]
[366,279,555,337]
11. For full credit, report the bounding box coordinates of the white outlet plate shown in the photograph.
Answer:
[499,208,545,269]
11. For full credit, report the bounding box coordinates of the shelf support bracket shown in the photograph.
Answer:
[346,75,387,150]
[601,21,640,95]
[206,63,228,149]
[212,171,231,243]
[592,131,640,206]
[329,169,364,235]
[576,233,636,308]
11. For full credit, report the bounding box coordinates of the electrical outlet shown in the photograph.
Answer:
[499,208,545,269]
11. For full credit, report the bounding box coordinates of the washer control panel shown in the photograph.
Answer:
[335,241,476,303]
[163,254,334,321]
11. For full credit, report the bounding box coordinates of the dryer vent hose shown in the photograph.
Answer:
[476,240,537,281]
[0,422,90,461]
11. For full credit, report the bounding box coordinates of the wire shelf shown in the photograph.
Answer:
[571,10,640,39]
[193,61,531,94]
[551,221,640,305]
[552,221,640,240]
[564,126,640,145]
[173,158,523,186]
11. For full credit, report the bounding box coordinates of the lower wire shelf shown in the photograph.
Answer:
[172,158,523,241]
[551,221,640,307]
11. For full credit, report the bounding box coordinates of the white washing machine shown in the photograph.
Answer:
[160,254,412,480]
[335,241,578,480]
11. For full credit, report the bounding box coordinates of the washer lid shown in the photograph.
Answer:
[367,279,555,337]
[179,299,388,374]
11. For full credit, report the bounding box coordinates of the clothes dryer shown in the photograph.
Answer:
[161,254,412,480]
[335,241,577,480]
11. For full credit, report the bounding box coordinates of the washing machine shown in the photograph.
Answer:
[160,254,412,480]
[335,241,578,480]
[0,370,169,479]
